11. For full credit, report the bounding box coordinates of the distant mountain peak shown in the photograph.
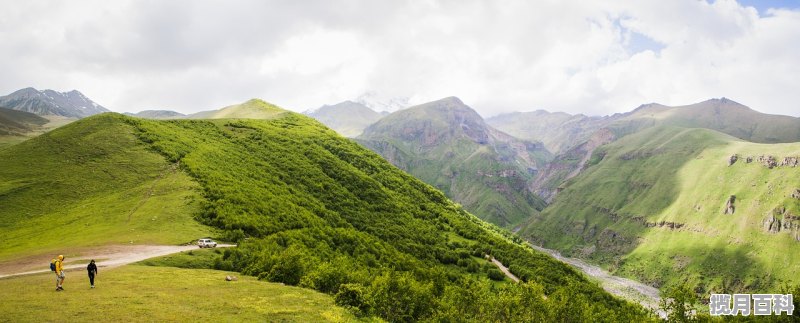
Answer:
[0,87,109,118]
[701,97,745,107]
[306,100,384,137]
[354,92,409,112]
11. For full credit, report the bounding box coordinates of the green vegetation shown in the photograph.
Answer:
[114,105,650,321]
[0,101,652,321]
[188,98,287,119]
[0,265,357,322]
[357,97,550,228]
[523,125,800,294]
[0,114,213,261]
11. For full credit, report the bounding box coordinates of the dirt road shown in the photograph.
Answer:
[489,257,520,282]
[0,244,235,279]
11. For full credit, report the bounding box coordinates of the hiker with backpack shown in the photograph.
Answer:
[53,255,65,291]
[87,259,98,288]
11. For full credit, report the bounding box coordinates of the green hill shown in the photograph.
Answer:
[0,107,50,148]
[0,102,650,321]
[522,125,800,293]
[187,98,286,119]
[357,97,551,229]
[610,98,800,143]
[0,113,213,261]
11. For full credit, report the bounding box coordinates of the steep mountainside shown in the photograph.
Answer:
[187,99,286,119]
[522,125,800,293]
[0,87,109,118]
[357,97,551,228]
[529,128,616,202]
[306,101,385,137]
[487,110,619,154]
[0,104,650,321]
[125,110,186,119]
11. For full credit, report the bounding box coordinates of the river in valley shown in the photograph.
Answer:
[529,244,666,318]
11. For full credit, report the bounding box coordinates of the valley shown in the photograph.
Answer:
[5,1,800,320]
[0,99,652,321]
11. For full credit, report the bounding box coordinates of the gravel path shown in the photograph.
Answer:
[0,244,236,279]
[489,257,520,282]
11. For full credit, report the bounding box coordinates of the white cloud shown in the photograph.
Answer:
[0,0,797,117]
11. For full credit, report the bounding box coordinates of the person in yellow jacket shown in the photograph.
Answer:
[54,255,65,291]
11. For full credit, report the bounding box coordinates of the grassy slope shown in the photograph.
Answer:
[0,265,356,322]
[523,125,800,292]
[0,113,213,261]
[188,98,286,119]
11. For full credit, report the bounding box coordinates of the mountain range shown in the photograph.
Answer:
[357,97,550,228]
[0,87,109,118]
[3,85,800,314]
[124,110,186,119]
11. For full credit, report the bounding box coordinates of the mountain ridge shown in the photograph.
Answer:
[358,97,551,228]
[0,87,110,118]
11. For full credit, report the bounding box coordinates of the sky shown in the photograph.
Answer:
[1,0,799,117]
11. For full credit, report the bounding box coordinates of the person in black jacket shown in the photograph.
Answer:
[87,260,98,288]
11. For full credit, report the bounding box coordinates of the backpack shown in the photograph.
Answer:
[50,259,56,272]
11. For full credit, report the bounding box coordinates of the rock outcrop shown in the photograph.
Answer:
[735,155,798,168]
[792,188,800,200]
[763,207,800,241]
[758,155,778,168]
[723,195,736,214]
[728,154,738,166]
[644,221,685,230]
[780,156,799,167]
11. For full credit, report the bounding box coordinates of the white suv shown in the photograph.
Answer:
[198,238,217,248]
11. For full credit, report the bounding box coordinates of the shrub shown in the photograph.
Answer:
[487,269,505,281]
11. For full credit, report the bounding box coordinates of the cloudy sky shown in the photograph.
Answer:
[1,0,798,117]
